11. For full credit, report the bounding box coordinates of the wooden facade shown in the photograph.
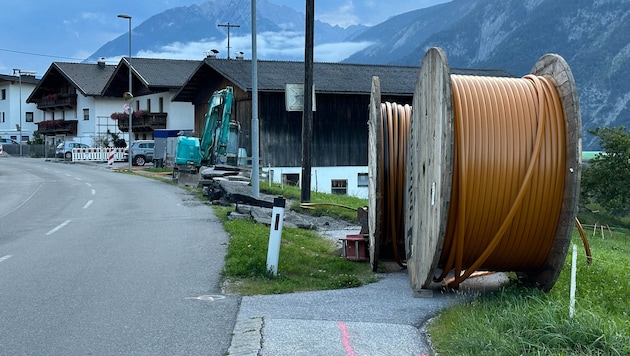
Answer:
[192,80,411,168]
[175,58,512,169]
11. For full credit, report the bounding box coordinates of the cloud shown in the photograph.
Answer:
[127,30,374,63]
[317,1,361,28]
[80,12,104,21]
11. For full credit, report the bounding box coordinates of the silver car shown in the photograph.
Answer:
[124,140,154,166]
[56,141,91,160]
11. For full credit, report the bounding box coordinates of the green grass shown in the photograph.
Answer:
[215,205,378,295]
[144,167,173,173]
[261,183,367,223]
[577,205,630,229]
[428,230,630,355]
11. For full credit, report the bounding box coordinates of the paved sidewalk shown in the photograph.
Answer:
[227,271,479,356]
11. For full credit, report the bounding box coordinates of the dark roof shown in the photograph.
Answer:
[115,58,200,89]
[53,62,117,96]
[173,58,515,102]
[26,62,116,102]
[0,74,39,85]
[27,58,201,103]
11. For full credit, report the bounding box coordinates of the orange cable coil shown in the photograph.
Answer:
[435,74,566,287]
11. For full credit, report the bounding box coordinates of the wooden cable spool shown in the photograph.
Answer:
[368,78,411,270]
[404,47,581,291]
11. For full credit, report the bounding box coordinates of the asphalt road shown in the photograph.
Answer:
[0,157,239,355]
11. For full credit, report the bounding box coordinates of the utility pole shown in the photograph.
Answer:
[117,13,133,172]
[218,23,240,59]
[12,69,23,156]
[301,0,314,203]
[251,0,260,197]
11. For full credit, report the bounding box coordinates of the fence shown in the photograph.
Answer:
[71,148,125,162]
[0,144,55,158]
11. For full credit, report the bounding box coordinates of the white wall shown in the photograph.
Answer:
[0,79,42,142]
[262,165,370,199]
[131,90,194,130]
[47,90,193,147]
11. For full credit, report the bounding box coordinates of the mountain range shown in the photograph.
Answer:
[89,0,366,61]
[89,0,630,150]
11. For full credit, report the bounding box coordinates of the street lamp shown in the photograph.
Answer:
[12,69,23,156]
[118,13,133,171]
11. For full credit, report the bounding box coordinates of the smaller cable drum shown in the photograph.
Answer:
[405,48,581,291]
[367,77,411,270]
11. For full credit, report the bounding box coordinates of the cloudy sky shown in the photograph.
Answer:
[1,0,448,77]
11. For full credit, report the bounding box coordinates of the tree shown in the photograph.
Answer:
[581,126,630,216]
[29,131,45,145]
[109,131,126,148]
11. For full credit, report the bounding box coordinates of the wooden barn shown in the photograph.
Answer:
[173,58,511,197]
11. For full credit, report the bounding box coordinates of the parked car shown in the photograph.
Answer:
[56,141,90,160]
[124,140,154,166]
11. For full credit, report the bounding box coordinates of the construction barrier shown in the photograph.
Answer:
[71,148,125,162]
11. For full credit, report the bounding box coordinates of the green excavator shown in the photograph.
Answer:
[172,86,240,182]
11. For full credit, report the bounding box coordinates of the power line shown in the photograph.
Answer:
[0,47,84,61]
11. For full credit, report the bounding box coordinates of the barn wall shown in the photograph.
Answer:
[194,84,412,168]
[256,92,370,167]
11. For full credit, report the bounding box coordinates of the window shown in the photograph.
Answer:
[83,108,89,121]
[331,179,348,195]
[357,173,369,187]
[25,112,34,123]
[1,112,4,123]
[135,100,140,111]
[158,97,164,113]
[147,99,151,112]
[1,89,5,100]
[282,173,300,187]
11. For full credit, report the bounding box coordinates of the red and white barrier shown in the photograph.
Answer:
[71,148,125,162]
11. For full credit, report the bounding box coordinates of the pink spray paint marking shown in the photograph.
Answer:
[337,322,356,356]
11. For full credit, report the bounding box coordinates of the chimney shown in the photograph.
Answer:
[206,49,220,59]
[235,51,245,60]
[97,57,106,67]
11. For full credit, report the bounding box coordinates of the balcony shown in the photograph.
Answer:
[117,112,167,132]
[37,94,77,111]
[36,120,78,135]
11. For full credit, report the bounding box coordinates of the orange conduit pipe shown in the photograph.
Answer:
[379,102,411,267]
[574,217,593,265]
[435,74,566,288]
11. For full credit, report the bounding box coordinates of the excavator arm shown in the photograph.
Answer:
[198,86,235,166]
[173,86,238,179]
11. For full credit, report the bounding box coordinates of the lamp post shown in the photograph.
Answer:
[118,13,133,171]
[12,69,23,156]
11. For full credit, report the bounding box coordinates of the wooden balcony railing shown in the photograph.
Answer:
[117,112,168,132]
[37,94,77,111]
[36,120,78,135]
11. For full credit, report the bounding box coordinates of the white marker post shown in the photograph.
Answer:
[266,196,286,276]
[569,244,577,319]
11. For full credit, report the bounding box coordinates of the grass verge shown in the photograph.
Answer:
[428,229,630,355]
[215,205,378,296]
[261,183,367,222]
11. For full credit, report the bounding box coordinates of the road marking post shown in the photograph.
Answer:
[108,148,115,167]
[266,196,286,276]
